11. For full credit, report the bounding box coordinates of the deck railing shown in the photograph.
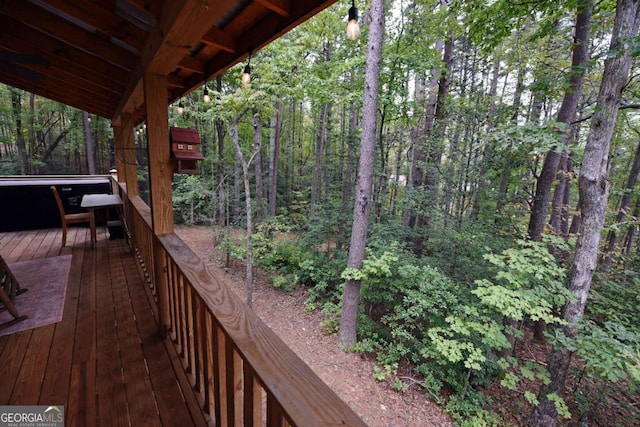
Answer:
[115,183,365,427]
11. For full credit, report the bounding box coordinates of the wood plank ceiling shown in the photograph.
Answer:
[0,0,338,124]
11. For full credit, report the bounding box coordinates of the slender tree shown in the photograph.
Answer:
[268,100,283,216]
[601,135,640,269]
[339,0,385,347]
[527,0,592,242]
[229,110,262,308]
[84,111,96,175]
[529,0,640,424]
[252,108,266,221]
[10,88,26,174]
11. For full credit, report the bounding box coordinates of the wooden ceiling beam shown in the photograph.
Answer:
[201,26,237,53]
[39,0,149,52]
[0,17,127,93]
[167,75,185,89]
[0,71,113,118]
[204,0,338,80]
[177,56,205,74]
[0,54,120,106]
[255,0,291,16]
[126,0,164,22]
[113,0,237,122]
[0,1,138,72]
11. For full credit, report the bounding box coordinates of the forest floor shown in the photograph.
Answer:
[176,225,454,426]
[176,225,638,427]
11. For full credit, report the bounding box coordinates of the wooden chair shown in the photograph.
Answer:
[0,255,28,330]
[50,186,95,247]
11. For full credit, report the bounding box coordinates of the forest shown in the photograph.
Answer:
[1,0,639,425]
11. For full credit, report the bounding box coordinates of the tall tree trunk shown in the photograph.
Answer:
[422,35,453,224]
[403,24,443,231]
[601,137,640,269]
[268,100,283,216]
[527,0,592,242]
[338,0,385,348]
[528,1,592,343]
[549,153,570,240]
[528,1,640,424]
[229,114,260,308]
[233,151,241,225]
[496,56,527,220]
[403,73,427,228]
[374,105,387,221]
[216,78,227,226]
[311,102,330,214]
[84,111,96,174]
[337,102,359,251]
[623,197,640,255]
[252,108,265,222]
[28,93,37,174]
[471,56,501,220]
[10,89,26,175]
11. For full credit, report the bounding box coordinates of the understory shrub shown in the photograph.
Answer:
[350,238,573,421]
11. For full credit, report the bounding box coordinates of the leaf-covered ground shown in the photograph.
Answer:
[176,225,638,426]
[176,225,453,426]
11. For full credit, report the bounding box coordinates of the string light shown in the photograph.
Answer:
[241,52,252,85]
[203,84,211,103]
[346,0,360,41]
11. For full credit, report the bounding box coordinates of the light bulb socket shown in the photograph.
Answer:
[348,5,358,22]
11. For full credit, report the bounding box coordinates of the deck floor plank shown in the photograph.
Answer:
[1,228,207,426]
[9,326,54,405]
[96,230,130,427]
[68,228,98,427]
[118,241,207,427]
[109,238,162,426]
[38,229,86,407]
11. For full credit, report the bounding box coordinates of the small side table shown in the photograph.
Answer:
[80,194,124,244]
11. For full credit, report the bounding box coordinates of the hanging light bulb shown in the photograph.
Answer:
[241,64,251,85]
[241,52,252,85]
[203,84,211,103]
[346,0,360,41]
[177,100,184,115]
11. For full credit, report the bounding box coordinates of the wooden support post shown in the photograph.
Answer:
[144,72,173,235]
[144,72,173,334]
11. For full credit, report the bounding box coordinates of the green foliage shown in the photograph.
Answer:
[473,238,572,325]
[588,270,640,332]
[547,393,572,420]
[551,320,640,390]
[301,254,345,312]
[0,159,18,174]
[172,174,212,224]
[336,237,580,422]
[270,274,296,294]
[445,391,501,427]
[422,224,510,283]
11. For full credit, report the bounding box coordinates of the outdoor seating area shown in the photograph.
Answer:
[0,177,365,426]
[0,226,207,426]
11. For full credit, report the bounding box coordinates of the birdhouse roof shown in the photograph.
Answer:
[170,127,201,145]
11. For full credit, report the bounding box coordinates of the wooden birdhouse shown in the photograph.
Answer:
[170,126,204,174]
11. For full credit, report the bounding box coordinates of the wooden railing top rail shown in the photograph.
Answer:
[128,195,152,226]
[158,232,366,427]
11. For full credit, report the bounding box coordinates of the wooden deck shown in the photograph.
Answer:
[0,226,208,426]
